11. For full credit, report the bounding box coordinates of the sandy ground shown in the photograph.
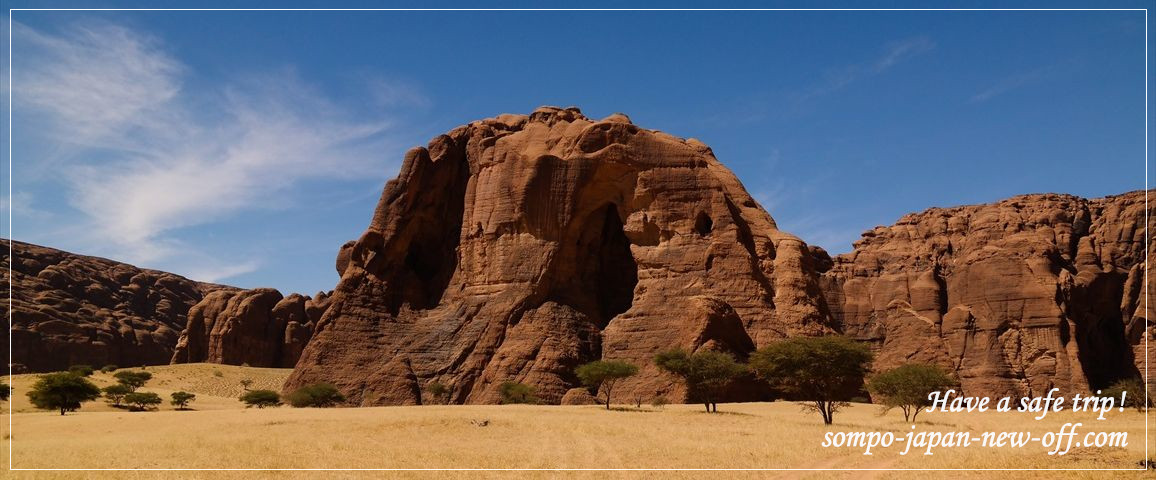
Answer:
[2,364,1151,479]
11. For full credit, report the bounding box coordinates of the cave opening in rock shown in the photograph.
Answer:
[695,212,713,236]
[574,204,639,326]
[379,150,470,315]
[403,238,457,309]
[1070,271,1139,390]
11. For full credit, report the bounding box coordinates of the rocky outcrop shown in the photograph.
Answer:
[284,106,834,405]
[560,387,598,405]
[820,191,1153,398]
[171,289,330,368]
[1,239,231,372]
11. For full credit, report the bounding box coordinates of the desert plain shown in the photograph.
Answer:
[1,364,1149,479]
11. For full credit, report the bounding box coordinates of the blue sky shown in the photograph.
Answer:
[3,4,1150,295]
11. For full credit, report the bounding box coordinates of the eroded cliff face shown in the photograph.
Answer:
[171,289,331,368]
[284,107,834,405]
[1,240,230,372]
[820,192,1152,398]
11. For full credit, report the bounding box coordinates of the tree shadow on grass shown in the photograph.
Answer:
[607,406,661,413]
[697,410,756,417]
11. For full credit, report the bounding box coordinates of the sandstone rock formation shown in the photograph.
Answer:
[171,289,330,368]
[820,191,1153,399]
[284,106,834,405]
[1,240,231,372]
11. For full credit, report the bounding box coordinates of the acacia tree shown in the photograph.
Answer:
[749,336,873,425]
[102,384,132,407]
[124,392,162,411]
[27,372,101,415]
[0,381,9,401]
[867,363,955,422]
[654,349,746,413]
[171,391,197,410]
[575,360,639,410]
[113,371,153,392]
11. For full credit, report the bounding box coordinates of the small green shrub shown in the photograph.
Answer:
[425,381,450,404]
[0,381,10,402]
[650,396,668,410]
[240,389,282,408]
[68,365,95,377]
[286,383,345,408]
[100,365,118,374]
[498,381,538,404]
[1103,377,1153,412]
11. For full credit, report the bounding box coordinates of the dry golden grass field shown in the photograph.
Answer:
[2,364,1151,479]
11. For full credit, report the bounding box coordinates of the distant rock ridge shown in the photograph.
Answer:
[170,288,332,368]
[2,239,233,372]
[819,190,1152,398]
[1,239,332,372]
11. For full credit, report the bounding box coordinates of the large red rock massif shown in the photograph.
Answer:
[170,289,330,368]
[820,191,1153,398]
[284,107,835,405]
[285,107,1151,405]
[1,240,232,372]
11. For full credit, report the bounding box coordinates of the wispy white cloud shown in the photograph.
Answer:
[15,23,184,148]
[1,191,49,219]
[795,36,936,102]
[749,148,865,254]
[872,37,936,73]
[12,21,405,282]
[181,256,262,284]
[970,67,1052,103]
[363,75,430,108]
